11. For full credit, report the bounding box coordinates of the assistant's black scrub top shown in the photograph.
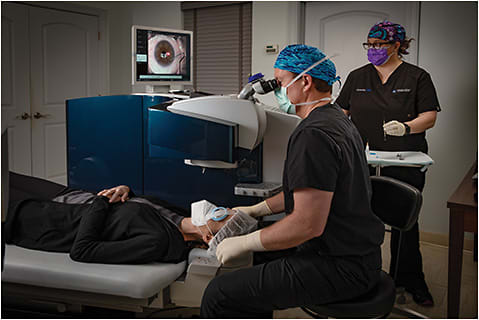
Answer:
[282,103,385,257]
[336,62,440,152]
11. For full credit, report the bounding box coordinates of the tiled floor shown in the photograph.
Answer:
[274,232,478,319]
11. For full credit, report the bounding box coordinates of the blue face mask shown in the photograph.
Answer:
[274,55,334,114]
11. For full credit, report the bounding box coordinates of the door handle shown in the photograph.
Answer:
[33,112,52,119]
[15,112,31,120]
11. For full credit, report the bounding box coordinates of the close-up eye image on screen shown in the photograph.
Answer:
[133,26,192,84]
[148,32,187,75]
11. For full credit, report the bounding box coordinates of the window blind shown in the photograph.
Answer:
[183,2,252,95]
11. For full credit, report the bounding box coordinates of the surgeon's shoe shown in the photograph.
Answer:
[406,287,434,307]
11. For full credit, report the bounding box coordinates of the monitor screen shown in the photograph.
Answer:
[132,25,193,85]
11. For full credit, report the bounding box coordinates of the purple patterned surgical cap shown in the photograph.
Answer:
[368,20,406,43]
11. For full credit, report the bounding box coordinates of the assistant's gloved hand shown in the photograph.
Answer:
[383,120,406,136]
[216,230,266,265]
[233,201,272,218]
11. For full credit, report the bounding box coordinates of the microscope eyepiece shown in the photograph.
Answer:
[260,79,279,93]
[238,75,279,99]
[251,78,279,95]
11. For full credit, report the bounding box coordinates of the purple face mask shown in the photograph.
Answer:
[367,48,392,66]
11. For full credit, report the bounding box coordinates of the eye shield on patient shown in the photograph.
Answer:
[191,199,258,255]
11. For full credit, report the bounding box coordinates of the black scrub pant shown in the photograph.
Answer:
[200,247,382,318]
[370,166,428,292]
[2,172,70,271]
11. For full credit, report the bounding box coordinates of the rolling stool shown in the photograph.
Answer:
[302,270,395,318]
[302,176,426,318]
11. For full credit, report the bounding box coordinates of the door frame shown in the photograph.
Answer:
[21,1,110,94]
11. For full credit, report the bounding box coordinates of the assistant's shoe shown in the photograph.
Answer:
[405,287,434,307]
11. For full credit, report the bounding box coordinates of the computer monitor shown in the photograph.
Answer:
[132,25,193,89]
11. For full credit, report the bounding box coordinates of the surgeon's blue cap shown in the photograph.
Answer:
[274,44,340,86]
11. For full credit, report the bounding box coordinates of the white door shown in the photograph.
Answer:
[305,1,419,97]
[1,3,32,175]
[29,6,100,185]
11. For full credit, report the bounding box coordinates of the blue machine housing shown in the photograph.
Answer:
[67,95,145,195]
[148,108,236,162]
[66,95,261,212]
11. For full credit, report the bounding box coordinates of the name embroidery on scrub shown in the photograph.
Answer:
[355,88,372,92]
[392,88,411,93]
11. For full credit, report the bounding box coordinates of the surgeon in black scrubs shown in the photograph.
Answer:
[336,20,440,306]
[200,45,385,318]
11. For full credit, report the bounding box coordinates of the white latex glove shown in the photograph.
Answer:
[216,230,266,264]
[383,120,406,136]
[233,201,272,218]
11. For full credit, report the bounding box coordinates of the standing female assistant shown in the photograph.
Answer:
[336,20,441,306]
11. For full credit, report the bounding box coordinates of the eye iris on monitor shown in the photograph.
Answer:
[155,40,175,66]
[134,26,192,83]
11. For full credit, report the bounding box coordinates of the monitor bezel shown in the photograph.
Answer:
[131,25,194,86]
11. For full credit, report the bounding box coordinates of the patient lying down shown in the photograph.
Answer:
[5,172,256,264]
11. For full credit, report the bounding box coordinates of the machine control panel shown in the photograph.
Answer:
[234,182,282,198]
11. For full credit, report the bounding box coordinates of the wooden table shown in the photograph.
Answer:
[447,163,477,318]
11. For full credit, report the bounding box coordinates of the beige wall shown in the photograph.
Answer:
[76,1,182,94]
[418,1,478,236]
[251,2,302,107]
[252,1,478,238]
[76,1,477,238]
[81,1,303,97]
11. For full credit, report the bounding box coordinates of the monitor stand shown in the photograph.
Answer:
[145,84,184,94]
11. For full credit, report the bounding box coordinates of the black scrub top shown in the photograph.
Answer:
[336,62,440,153]
[282,104,385,256]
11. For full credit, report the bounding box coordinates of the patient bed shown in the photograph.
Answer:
[2,92,299,315]
[2,244,248,314]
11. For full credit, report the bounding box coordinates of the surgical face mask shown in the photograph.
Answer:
[274,87,332,114]
[191,200,231,227]
[274,55,335,113]
[207,210,258,256]
[367,48,393,66]
[274,87,296,114]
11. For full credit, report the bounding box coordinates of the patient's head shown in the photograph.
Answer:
[182,205,258,253]
[197,208,235,243]
[205,209,258,255]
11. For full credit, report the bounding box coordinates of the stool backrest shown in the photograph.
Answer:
[370,176,422,232]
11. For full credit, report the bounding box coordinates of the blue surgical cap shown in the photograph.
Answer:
[274,44,340,86]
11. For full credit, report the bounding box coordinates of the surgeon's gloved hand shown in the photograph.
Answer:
[383,120,406,136]
[233,201,272,218]
[216,230,266,265]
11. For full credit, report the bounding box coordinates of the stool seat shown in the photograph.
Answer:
[303,271,395,318]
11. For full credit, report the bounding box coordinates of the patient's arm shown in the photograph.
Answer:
[70,197,163,264]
